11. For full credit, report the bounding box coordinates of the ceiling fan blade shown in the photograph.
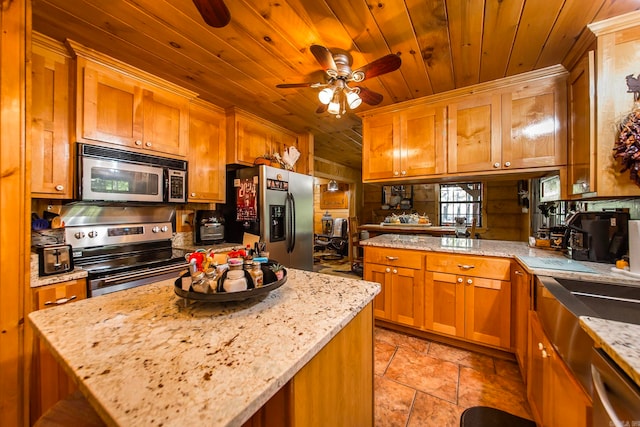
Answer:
[316,104,328,114]
[192,0,231,28]
[276,82,316,88]
[352,54,402,81]
[310,45,337,73]
[358,87,384,105]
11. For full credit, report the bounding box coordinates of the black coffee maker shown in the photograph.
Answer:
[566,210,629,263]
[194,210,225,245]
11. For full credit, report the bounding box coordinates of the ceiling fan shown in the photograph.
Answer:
[192,0,231,28]
[277,45,402,118]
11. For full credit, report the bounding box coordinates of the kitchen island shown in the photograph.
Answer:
[28,269,380,426]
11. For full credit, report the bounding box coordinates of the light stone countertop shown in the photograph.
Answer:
[30,253,88,288]
[361,234,640,386]
[28,270,380,427]
[579,317,640,387]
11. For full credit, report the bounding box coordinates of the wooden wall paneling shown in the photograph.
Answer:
[1,1,28,426]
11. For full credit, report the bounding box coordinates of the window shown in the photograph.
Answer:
[439,183,483,227]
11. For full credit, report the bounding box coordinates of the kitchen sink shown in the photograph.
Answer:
[553,278,640,326]
[535,276,640,396]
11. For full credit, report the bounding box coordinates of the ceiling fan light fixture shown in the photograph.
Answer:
[346,90,362,109]
[318,87,334,104]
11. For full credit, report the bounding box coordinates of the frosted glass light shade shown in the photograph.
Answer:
[327,100,340,115]
[346,91,362,109]
[318,88,334,104]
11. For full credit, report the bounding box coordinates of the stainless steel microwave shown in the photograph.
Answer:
[78,144,187,203]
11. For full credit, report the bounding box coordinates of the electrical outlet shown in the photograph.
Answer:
[182,214,190,225]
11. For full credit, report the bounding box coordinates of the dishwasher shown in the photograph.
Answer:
[591,347,640,427]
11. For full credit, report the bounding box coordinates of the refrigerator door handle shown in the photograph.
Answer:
[285,192,292,253]
[289,192,296,252]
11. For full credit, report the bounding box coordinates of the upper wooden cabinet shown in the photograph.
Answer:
[362,66,568,181]
[447,93,502,173]
[362,104,446,181]
[589,12,640,197]
[449,75,567,173]
[31,34,74,199]
[187,100,226,203]
[226,108,300,170]
[567,51,596,196]
[68,40,195,158]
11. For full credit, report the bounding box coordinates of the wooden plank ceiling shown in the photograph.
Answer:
[31,0,640,170]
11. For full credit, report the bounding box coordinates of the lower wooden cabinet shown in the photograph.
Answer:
[30,279,87,424]
[512,264,531,380]
[425,253,512,349]
[527,312,591,426]
[364,247,424,328]
[242,303,374,426]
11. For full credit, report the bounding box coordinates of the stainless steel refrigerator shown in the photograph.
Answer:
[223,165,313,271]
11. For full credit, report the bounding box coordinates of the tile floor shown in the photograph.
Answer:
[374,327,533,426]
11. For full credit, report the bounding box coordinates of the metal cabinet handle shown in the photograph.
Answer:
[457,278,463,283]
[457,264,475,270]
[504,161,511,167]
[392,269,398,274]
[514,270,523,276]
[55,185,64,191]
[44,295,77,306]
[393,171,399,176]
[466,279,473,285]
[386,256,399,261]
[493,162,500,168]
[385,268,390,273]
[538,342,544,351]
[134,140,142,146]
[591,365,625,427]
[191,192,196,197]
[145,141,152,147]
[541,349,548,358]
[401,170,407,175]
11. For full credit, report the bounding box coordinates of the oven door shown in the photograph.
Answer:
[88,262,186,297]
[80,156,164,202]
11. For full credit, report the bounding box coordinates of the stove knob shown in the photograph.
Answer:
[152,226,160,233]
[161,226,169,232]
[88,231,98,238]
[74,232,85,239]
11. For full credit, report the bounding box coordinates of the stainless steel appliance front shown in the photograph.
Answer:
[78,143,187,203]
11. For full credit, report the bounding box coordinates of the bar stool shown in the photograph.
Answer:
[34,391,105,427]
[459,406,535,427]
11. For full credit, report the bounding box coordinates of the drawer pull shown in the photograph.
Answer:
[385,268,391,273]
[514,270,523,276]
[392,269,398,274]
[457,264,475,270]
[386,256,399,261]
[44,295,77,306]
[467,279,473,285]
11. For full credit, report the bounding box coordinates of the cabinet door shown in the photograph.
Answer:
[187,102,226,202]
[235,117,271,164]
[390,266,424,328]
[424,271,464,337]
[31,280,87,422]
[362,112,398,180]
[364,263,392,320]
[400,105,447,177]
[512,266,531,380]
[502,79,566,169]
[81,61,143,147]
[270,129,298,161]
[464,276,511,348]
[31,39,73,199]
[447,93,502,173]
[546,350,592,427]
[527,312,548,426]
[567,51,596,196]
[141,88,188,156]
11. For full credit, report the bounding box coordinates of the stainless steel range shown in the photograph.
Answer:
[60,204,188,297]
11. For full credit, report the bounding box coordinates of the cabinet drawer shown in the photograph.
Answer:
[426,253,510,280]
[364,247,423,269]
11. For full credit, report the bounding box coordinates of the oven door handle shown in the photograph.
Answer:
[101,264,187,286]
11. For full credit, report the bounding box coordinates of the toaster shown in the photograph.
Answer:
[37,244,74,276]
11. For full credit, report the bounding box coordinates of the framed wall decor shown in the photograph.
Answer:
[320,184,348,209]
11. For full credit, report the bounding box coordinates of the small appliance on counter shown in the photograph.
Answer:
[194,210,225,245]
[36,244,74,276]
[566,209,630,263]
